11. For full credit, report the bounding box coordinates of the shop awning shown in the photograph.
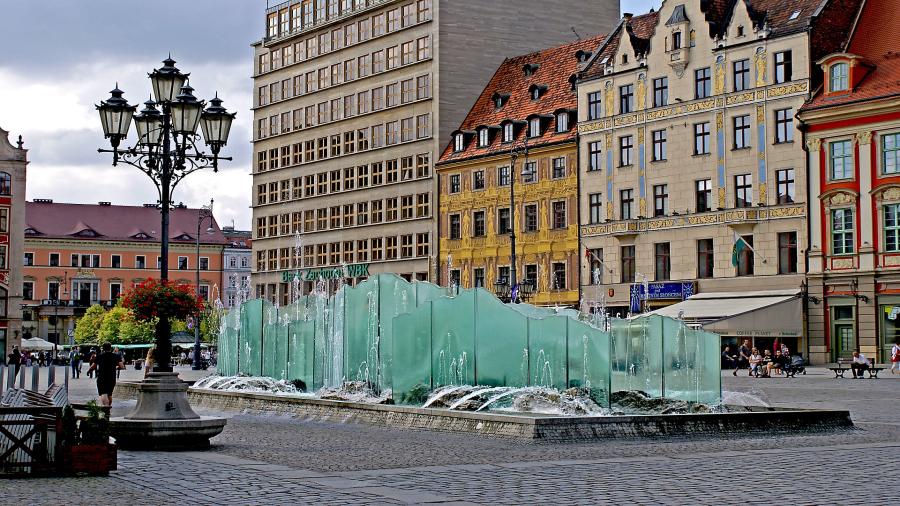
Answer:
[650,289,802,337]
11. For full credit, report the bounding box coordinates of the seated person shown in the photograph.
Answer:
[748,348,763,377]
[851,351,871,378]
[722,346,738,370]
[759,349,773,377]
[768,350,789,376]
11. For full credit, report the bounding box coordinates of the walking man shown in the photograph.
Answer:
[6,346,21,380]
[88,343,124,407]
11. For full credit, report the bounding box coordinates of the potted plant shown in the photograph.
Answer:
[60,402,117,476]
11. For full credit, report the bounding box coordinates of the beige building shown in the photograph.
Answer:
[0,128,26,356]
[576,0,860,354]
[250,0,619,304]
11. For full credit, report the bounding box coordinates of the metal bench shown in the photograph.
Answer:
[828,358,881,378]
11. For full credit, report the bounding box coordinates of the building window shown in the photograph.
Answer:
[473,211,485,236]
[498,208,511,234]
[449,174,460,193]
[556,112,569,132]
[473,170,485,190]
[589,193,603,224]
[478,128,489,147]
[652,77,668,107]
[498,166,510,186]
[135,255,146,269]
[737,235,754,276]
[110,282,122,301]
[671,31,682,49]
[774,51,792,84]
[652,129,667,161]
[619,84,634,114]
[778,232,798,274]
[49,253,59,267]
[619,135,633,166]
[524,204,538,232]
[776,168,795,204]
[502,123,514,143]
[696,179,712,212]
[653,184,668,217]
[654,243,671,281]
[830,63,849,92]
[523,161,537,183]
[883,133,900,174]
[23,252,33,266]
[48,281,59,301]
[529,117,541,138]
[588,141,603,171]
[588,249,603,285]
[621,245,636,283]
[552,157,566,178]
[832,208,854,255]
[200,257,209,271]
[23,281,33,301]
[774,108,794,143]
[830,140,853,180]
[473,268,484,288]
[695,67,711,99]
[733,115,751,149]
[111,254,121,268]
[552,200,567,229]
[733,59,750,92]
[587,91,602,120]
[885,204,900,252]
[552,262,566,290]
[697,238,714,279]
[620,189,634,220]
[735,174,753,208]
[454,134,464,152]
[694,122,710,155]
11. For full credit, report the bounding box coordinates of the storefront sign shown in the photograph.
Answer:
[629,282,695,313]
[281,263,370,282]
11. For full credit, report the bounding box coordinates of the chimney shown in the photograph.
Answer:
[98,201,111,206]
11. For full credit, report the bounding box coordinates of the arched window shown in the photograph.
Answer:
[830,63,849,92]
[0,173,11,196]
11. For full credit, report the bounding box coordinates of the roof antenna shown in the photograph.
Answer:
[571,27,581,40]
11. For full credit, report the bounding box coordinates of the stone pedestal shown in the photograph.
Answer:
[110,372,226,451]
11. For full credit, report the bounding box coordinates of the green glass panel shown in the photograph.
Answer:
[473,290,528,387]
[344,277,377,385]
[391,303,432,404]
[431,290,476,387]
[696,329,722,404]
[567,318,610,406]
[527,315,568,390]
[414,281,450,305]
[378,274,416,387]
[287,318,315,389]
[239,299,263,376]
[261,300,279,378]
[662,316,693,401]
[610,316,662,396]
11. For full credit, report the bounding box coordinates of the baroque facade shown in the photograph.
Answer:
[250,0,619,303]
[436,36,607,307]
[0,128,26,356]
[799,0,900,363]
[575,0,860,355]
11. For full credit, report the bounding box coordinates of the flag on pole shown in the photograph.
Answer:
[731,231,747,267]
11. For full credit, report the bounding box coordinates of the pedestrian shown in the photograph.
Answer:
[114,347,124,379]
[38,350,45,367]
[6,346,21,379]
[144,346,155,378]
[86,349,96,379]
[851,351,871,379]
[721,345,737,370]
[71,349,82,379]
[735,339,751,376]
[892,341,900,375]
[88,343,124,407]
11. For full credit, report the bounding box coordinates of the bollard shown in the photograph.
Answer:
[31,365,39,392]
[6,364,13,391]
[48,364,56,386]
[19,365,26,388]
[64,366,69,393]
[0,363,4,396]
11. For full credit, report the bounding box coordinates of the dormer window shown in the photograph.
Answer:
[737,25,745,37]
[495,96,504,108]
[532,87,540,100]
[478,128,489,147]
[523,63,539,77]
[830,63,849,92]
[133,232,152,240]
[576,50,592,63]
[502,123,514,143]
[672,31,682,50]
[492,92,510,109]
[74,229,99,238]
[556,112,569,133]
[529,84,547,100]
[529,117,541,138]
[622,53,628,64]
[454,133,464,152]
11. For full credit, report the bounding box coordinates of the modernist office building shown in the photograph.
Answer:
[250,0,619,304]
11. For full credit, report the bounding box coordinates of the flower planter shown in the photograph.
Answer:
[63,443,117,476]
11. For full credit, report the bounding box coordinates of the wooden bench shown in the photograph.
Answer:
[828,358,882,378]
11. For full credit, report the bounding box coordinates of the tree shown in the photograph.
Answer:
[118,315,155,344]
[74,304,106,344]
[98,306,129,344]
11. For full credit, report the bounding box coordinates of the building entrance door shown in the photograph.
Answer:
[835,324,855,360]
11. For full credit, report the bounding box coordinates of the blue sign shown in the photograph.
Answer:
[629,282,695,313]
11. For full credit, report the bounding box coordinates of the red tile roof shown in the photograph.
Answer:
[438,34,607,164]
[25,201,228,245]
[581,12,658,81]
[804,0,900,110]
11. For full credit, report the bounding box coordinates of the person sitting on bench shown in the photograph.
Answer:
[851,351,871,378]
[768,349,790,376]
[749,348,763,377]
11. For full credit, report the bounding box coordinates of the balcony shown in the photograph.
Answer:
[39,299,116,309]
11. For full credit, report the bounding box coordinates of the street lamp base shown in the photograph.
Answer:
[109,372,226,451]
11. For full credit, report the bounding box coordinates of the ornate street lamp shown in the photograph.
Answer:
[503,139,530,303]
[193,200,214,370]
[96,56,231,450]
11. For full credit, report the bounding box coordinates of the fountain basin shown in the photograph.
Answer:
[113,382,852,441]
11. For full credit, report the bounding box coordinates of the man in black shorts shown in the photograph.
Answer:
[89,343,124,407]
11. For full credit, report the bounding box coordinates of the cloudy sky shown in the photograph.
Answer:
[0,0,657,230]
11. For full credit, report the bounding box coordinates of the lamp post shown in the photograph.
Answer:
[52,271,68,365]
[96,57,234,373]
[506,139,531,303]
[193,199,214,370]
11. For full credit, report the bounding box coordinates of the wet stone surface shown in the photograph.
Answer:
[6,366,900,504]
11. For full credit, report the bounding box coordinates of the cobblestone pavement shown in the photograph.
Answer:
[4,367,899,505]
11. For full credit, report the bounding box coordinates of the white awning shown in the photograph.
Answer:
[649,289,802,336]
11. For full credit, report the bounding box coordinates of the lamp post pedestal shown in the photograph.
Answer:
[110,372,225,450]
